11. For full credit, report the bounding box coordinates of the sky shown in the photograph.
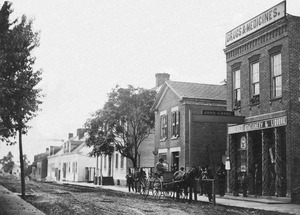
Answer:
[1,0,300,163]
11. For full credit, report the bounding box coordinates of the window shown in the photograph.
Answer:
[250,62,260,104]
[72,162,77,173]
[120,155,124,169]
[160,115,168,140]
[104,156,107,169]
[271,53,282,98]
[171,111,180,138]
[115,153,119,169]
[233,69,241,108]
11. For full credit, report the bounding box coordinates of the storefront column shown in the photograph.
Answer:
[229,134,238,195]
[247,132,254,194]
[262,130,272,196]
[275,127,285,197]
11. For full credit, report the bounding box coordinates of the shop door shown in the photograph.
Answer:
[172,152,179,172]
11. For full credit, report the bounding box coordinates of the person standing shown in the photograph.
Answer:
[125,169,134,192]
[155,158,166,179]
[204,165,213,202]
[174,167,185,181]
[241,172,248,197]
[216,162,227,197]
[254,164,261,197]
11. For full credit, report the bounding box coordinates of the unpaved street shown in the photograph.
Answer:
[0,176,289,215]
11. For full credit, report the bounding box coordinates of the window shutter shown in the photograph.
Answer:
[177,111,180,137]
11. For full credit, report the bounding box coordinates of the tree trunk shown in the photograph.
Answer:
[18,128,25,199]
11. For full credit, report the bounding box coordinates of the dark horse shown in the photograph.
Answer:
[173,166,200,203]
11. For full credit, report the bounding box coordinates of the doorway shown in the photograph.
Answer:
[172,152,179,172]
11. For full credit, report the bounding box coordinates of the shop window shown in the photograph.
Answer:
[160,114,168,141]
[171,111,180,138]
[271,53,282,98]
[250,62,260,104]
[233,69,241,109]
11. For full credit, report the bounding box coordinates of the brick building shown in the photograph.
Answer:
[151,78,231,172]
[224,1,300,202]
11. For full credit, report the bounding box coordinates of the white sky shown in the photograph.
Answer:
[1,0,299,162]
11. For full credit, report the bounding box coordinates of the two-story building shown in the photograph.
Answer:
[152,80,230,172]
[224,1,300,202]
[47,129,96,182]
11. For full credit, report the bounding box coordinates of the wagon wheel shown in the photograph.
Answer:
[152,178,162,199]
[139,179,150,199]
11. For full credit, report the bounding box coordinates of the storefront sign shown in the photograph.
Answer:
[225,1,286,46]
[228,116,287,134]
[203,110,234,116]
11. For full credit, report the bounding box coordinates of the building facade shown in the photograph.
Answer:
[47,129,96,182]
[152,80,229,173]
[224,1,300,201]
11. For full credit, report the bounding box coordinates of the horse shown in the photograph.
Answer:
[173,166,200,203]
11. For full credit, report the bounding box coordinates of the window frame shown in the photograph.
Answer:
[160,114,168,141]
[115,153,119,169]
[233,68,241,109]
[250,60,260,104]
[171,110,180,138]
[120,155,124,169]
[271,53,282,99]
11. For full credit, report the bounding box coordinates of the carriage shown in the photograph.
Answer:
[139,168,199,200]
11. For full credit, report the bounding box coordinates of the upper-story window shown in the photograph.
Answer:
[160,111,168,141]
[171,108,180,138]
[233,69,241,108]
[250,62,260,104]
[271,53,282,98]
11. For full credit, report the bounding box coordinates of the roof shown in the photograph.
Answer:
[166,81,226,100]
[152,80,226,109]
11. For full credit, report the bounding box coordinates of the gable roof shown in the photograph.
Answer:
[152,80,226,110]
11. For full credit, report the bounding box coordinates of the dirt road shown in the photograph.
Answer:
[0,176,289,215]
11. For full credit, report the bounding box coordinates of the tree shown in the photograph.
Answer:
[23,154,31,177]
[0,151,14,173]
[85,85,156,168]
[0,2,43,199]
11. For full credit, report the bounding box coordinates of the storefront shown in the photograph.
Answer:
[228,113,287,197]
[224,1,300,202]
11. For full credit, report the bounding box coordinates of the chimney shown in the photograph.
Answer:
[77,128,85,139]
[155,73,170,87]
[68,133,73,139]
[46,148,49,155]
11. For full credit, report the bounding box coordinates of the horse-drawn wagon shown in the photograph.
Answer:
[139,167,199,201]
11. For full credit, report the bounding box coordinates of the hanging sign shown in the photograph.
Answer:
[240,136,247,149]
[225,157,230,170]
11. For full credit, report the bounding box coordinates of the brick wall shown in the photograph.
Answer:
[154,87,227,171]
[225,15,300,201]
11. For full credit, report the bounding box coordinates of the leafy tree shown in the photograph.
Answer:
[85,85,156,168]
[0,2,43,198]
[0,151,14,173]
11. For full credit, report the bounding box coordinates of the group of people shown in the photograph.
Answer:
[125,167,146,192]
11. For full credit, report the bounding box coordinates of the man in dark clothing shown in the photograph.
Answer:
[216,162,226,197]
[254,164,261,197]
[203,165,213,202]
[126,169,134,192]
